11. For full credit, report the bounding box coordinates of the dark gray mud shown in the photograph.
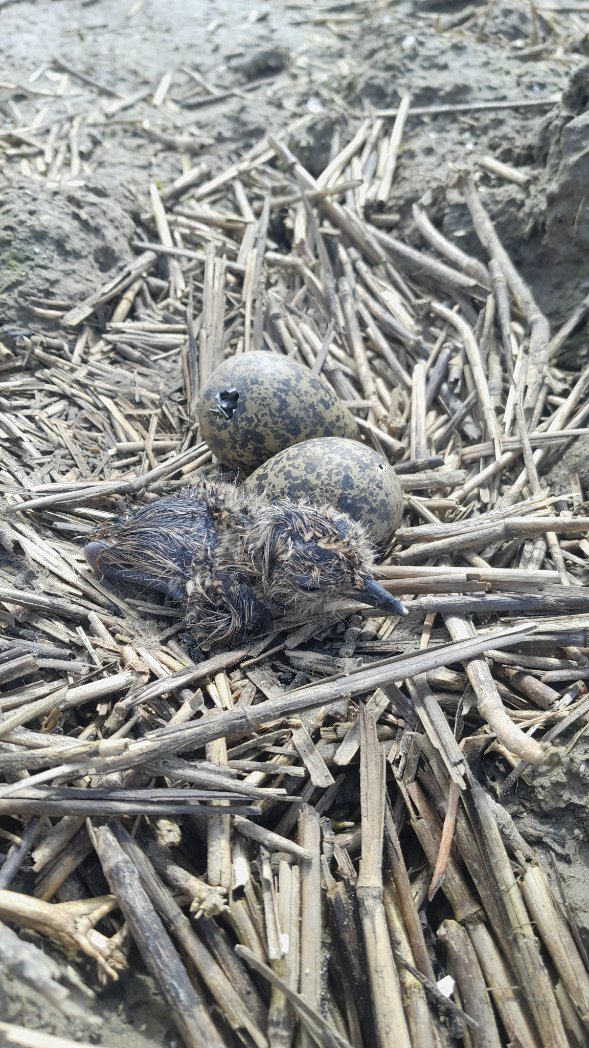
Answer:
[1,0,588,341]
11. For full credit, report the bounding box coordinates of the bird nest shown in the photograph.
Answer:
[1,117,589,1047]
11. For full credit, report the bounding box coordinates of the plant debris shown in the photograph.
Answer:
[1,4,589,1046]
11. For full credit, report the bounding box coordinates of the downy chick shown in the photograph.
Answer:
[85,480,407,648]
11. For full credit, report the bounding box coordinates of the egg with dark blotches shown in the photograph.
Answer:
[244,437,403,548]
[198,351,358,471]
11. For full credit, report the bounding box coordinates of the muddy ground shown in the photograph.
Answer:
[0,0,588,1042]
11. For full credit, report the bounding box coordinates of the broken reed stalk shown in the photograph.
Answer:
[520,863,589,1034]
[24,622,540,780]
[460,174,551,418]
[403,783,537,1045]
[467,785,570,1046]
[267,858,300,1047]
[298,804,322,1048]
[357,705,411,1047]
[115,824,269,1048]
[382,884,437,1048]
[430,301,502,459]
[437,920,503,1047]
[444,615,555,764]
[89,821,226,1048]
[384,807,436,983]
[0,889,124,981]
[236,946,351,1048]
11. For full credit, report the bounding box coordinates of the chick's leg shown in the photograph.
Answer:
[186,570,273,649]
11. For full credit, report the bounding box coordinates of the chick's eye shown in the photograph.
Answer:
[295,574,322,593]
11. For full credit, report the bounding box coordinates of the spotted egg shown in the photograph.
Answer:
[244,437,403,548]
[197,351,358,471]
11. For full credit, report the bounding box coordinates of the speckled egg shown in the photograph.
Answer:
[198,351,358,471]
[244,437,403,548]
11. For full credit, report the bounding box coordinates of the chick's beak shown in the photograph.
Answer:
[357,577,409,617]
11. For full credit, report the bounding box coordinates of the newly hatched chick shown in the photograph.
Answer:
[85,480,407,648]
